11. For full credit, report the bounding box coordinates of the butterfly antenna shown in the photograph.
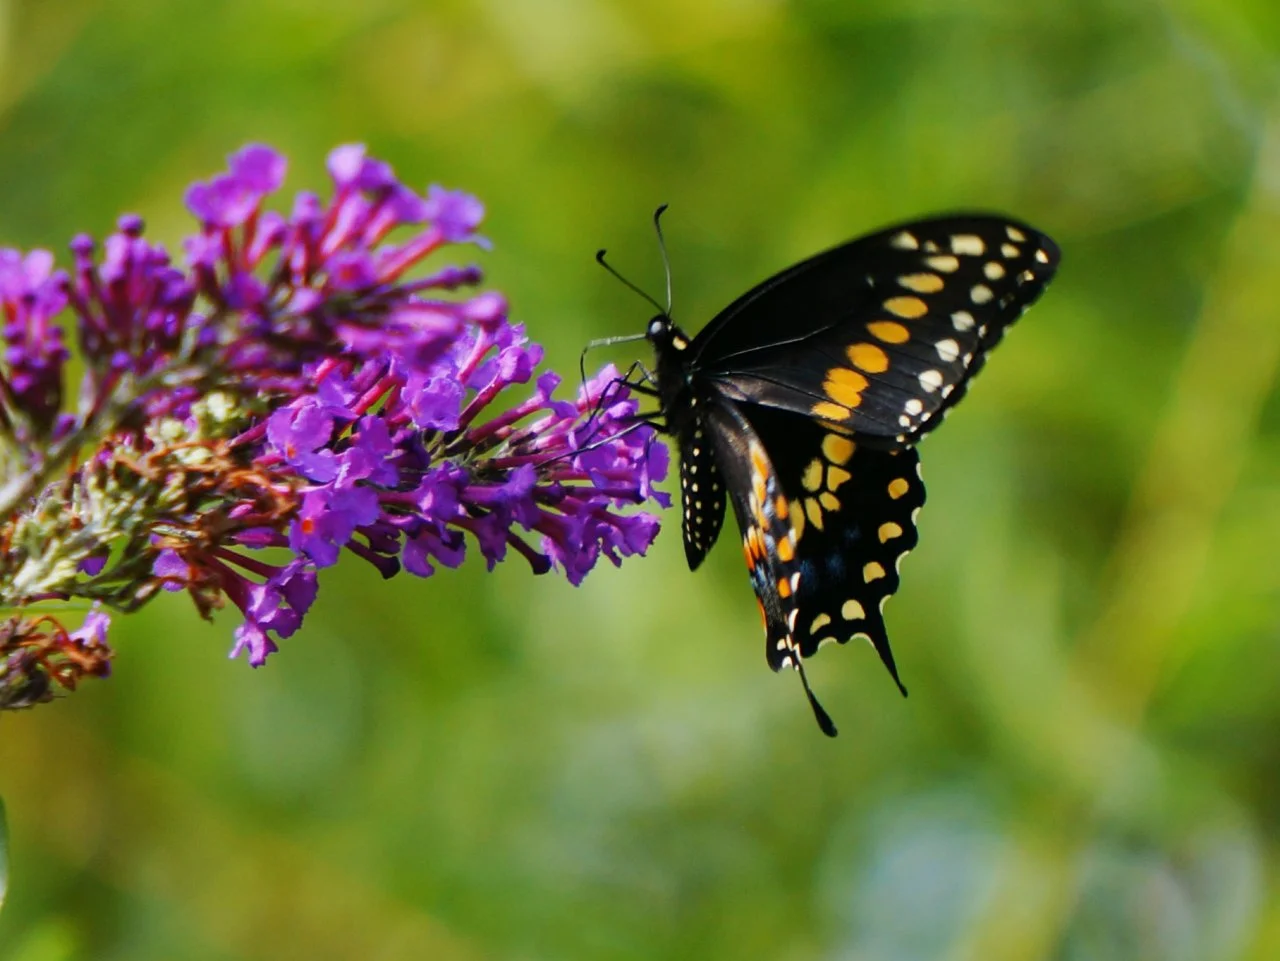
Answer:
[596,249,667,316]
[795,657,838,737]
[652,203,672,314]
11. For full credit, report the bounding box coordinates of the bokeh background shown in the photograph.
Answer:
[1,0,1279,958]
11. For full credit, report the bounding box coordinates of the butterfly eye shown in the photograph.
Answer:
[647,317,667,338]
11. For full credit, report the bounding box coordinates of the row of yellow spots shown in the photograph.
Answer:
[796,431,857,532]
[807,598,874,645]
[889,224,1049,265]
[811,324,910,422]
[863,469,916,587]
[743,440,804,606]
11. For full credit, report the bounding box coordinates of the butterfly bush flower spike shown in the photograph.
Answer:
[0,144,666,707]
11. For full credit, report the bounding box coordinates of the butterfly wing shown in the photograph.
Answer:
[693,215,1059,446]
[676,409,727,570]
[704,400,926,692]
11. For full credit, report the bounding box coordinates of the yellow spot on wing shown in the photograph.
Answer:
[899,272,944,293]
[890,230,919,250]
[878,521,904,542]
[884,296,928,319]
[804,498,825,531]
[810,613,832,633]
[847,343,889,374]
[801,458,823,492]
[819,491,840,512]
[842,599,865,620]
[951,234,985,255]
[811,401,850,421]
[823,369,866,408]
[863,561,886,582]
[822,433,855,465]
[887,477,910,499]
[868,320,910,344]
[827,367,868,392]
[826,465,851,490]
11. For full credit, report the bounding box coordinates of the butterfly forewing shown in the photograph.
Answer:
[700,217,1059,447]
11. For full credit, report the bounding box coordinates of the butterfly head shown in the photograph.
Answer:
[646,314,690,352]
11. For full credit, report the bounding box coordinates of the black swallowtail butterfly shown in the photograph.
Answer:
[603,214,1059,736]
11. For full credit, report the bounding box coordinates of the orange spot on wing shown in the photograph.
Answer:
[822,366,867,408]
[884,296,928,319]
[811,401,850,421]
[847,343,889,374]
[899,272,944,293]
[867,320,910,344]
[822,433,855,464]
[749,441,770,477]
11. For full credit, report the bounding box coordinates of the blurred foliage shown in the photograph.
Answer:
[0,0,1278,958]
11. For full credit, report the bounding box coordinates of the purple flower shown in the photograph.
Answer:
[184,144,286,227]
[0,142,668,699]
[423,185,489,247]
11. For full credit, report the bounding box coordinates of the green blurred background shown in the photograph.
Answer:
[2,0,1280,958]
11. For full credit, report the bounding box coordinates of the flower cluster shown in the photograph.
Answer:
[0,144,667,708]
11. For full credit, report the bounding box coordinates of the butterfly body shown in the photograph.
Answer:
[638,215,1059,735]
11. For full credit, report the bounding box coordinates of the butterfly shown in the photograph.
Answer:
[600,213,1059,736]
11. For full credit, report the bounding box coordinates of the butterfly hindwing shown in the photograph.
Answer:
[677,410,727,570]
[702,401,925,690]
[700,216,1059,447]
[701,400,806,669]
[740,404,925,686]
